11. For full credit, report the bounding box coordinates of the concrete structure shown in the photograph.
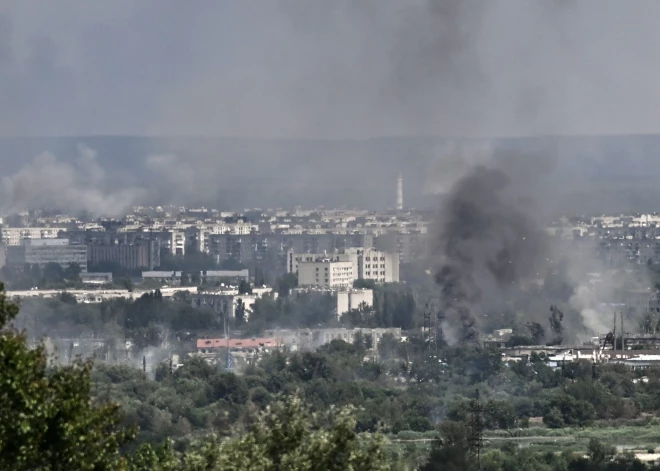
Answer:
[80,272,113,285]
[202,269,250,282]
[196,337,283,354]
[375,231,428,264]
[7,286,193,303]
[88,240,159,270]
[357,247,399,283]
[208,232,374,267]
[142,271,183,283]
[292,286,373,319]
[264,327,402,352]
[6,239,88,272]
[141,269,249,285]
[190,292,258,319]
[336,289,373,316]
[1,227,67,246]
[289,247,399,284]
[396,172,403,211]
[298,259,354,288]
[196,337,283,368]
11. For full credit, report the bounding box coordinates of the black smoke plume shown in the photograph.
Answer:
[434,156,549,343]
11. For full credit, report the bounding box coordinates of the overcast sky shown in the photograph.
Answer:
[2,0,660,139]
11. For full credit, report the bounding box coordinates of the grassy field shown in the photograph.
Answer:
[387,423,660,456]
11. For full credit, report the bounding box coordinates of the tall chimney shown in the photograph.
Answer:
[396,172,403,211]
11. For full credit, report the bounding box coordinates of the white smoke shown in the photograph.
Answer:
[570,284,610,335]
[0,143,145,216]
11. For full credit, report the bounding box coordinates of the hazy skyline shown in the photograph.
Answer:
[2,0,660,139]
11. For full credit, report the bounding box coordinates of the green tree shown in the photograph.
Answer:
[587,437,616,464]
[64,262,83,281]
[543,407,565,429]
[130,395,392,470]
[0,282,136,470]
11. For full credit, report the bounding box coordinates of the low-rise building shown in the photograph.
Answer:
[264,327,402,352]
[80,272,113,285]
[336,289,373,316]
[190,291,265,319]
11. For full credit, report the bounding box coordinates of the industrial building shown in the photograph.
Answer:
[6,239,88,272]
[87,240,160,270]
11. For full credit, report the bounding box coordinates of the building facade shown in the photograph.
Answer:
[289,247,399,283]
[87,240,160,270]
[298,260,354,288]
[1,227,67,246]
[336,289,373,316]
[6,239,88,271]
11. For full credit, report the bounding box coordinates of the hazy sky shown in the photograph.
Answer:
[2,0,660,139]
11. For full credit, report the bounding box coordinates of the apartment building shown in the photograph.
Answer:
[298,260,354,288]
[357,247,399,283]
[288,247,399,283]
[1,227,67,246]
[6,239,88,271]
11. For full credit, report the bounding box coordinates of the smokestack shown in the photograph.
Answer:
[396,172,403,211]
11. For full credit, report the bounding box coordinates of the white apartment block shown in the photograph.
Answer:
[1,227,67,246]
[298,260,354,288]
[185,222,257,253]
[358,247,399,283]
[288,247,399,283]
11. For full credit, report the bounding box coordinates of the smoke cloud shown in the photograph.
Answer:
[0,1,657,138]
[433,150,552,343]
[0,144,144,216]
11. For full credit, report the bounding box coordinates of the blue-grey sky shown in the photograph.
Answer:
[2,0,660,139]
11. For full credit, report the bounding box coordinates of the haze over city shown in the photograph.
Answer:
[3,1,660,470]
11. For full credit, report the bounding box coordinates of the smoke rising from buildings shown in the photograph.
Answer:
[0,2,657,211]
[433,151,551,343]
[0,144,145,217]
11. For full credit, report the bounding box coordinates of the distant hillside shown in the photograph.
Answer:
[1,135,659,213]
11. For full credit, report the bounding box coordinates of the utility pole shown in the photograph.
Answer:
[142,355,146,374]
[621,312,625,352]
